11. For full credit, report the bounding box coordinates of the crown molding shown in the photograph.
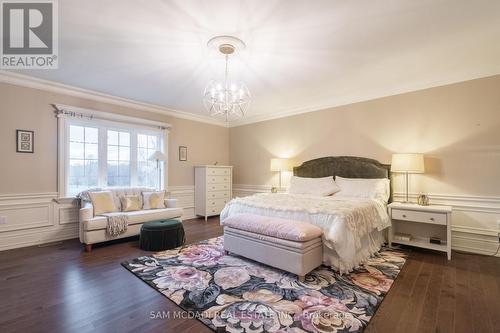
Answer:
[0,71,229,128]
[3,70,499,129]
[229,71,500,127]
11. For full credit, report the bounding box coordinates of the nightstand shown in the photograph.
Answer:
[388,202,452,260]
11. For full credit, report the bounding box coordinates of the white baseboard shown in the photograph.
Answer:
[234,184,500,257]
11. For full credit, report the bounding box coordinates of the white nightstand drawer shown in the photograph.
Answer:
[207,175,231,184]
[207,167,231,176]
[392,209,447,225]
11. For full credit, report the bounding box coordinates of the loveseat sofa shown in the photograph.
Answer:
[79,187,183,251]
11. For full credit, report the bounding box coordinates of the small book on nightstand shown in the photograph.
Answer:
[394,233,412,241]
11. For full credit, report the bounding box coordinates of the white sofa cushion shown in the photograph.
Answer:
[83,207,183,231]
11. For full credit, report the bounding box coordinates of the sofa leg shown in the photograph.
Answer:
[298,275,305,283]
[85,244,92,252]
[224,250,229,255]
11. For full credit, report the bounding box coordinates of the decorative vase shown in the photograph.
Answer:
[417,194,429,206]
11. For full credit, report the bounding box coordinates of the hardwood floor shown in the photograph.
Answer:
[0,216,498,333]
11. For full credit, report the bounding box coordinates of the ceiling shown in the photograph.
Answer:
[10,0,500,126]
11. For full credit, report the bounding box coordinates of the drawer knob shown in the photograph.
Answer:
[430,217,435,221]
[402,214,407,218]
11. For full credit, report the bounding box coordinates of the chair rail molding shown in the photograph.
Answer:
[233,184,500,257]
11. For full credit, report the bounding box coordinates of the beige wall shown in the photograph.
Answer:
[230,75,500,197]
[0,83,229,194]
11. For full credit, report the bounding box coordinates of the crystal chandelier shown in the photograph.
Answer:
[203,36,251,121]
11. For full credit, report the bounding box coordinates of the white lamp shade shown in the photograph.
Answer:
[270,158,293,172]
[149,150,167,161]
[391,153,425,173]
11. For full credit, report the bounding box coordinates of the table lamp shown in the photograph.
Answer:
[270,158,292,192]
[391,153,425,203]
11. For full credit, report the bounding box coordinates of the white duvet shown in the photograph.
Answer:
[220,193,391,272]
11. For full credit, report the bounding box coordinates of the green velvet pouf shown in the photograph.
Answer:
[140,219,185,251]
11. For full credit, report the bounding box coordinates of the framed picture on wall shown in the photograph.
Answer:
[16,130,34,153]
[179,146,187,161]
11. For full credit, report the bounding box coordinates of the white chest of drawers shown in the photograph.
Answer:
[195,165,232,221]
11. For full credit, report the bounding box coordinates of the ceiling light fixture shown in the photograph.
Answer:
[203,36,250,122]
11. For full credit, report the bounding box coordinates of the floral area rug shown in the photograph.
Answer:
[122,237,407,333]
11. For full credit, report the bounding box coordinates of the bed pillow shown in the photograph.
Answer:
[88,191,119,215]
[335,176,390,202]
[288,176,340,196]
[142,191,166,209]
[120,195,142,212]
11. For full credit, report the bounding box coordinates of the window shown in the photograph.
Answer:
[61,116,167,197]
[107,130,131,187]
[137,134,160,188]
[68,125,99,195]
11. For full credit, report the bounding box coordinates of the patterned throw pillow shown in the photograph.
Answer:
[120,195,142,212]
[88,191,119,215]
[142,191,166,210]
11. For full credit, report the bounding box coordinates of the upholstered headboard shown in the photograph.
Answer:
[293,156,392,202]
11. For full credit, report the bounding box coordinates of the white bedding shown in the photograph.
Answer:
[220,193,391,272]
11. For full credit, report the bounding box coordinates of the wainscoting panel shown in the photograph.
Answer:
[233,184,500,257]
[0,203,53,232]
[57,200,80,225]
[168,185,196,220]
[0,193,79,251]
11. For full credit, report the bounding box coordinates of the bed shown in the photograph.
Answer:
[220,156,392,272]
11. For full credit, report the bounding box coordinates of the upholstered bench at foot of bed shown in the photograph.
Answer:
[222,213,323,281]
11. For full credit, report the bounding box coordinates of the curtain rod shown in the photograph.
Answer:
[53,104,172,131]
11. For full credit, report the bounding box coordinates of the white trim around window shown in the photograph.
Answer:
[55,104,171,198]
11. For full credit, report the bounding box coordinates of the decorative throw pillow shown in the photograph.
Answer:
[288,176,341,196]
[120,195,142,212]
[88,191,119,216]
[142,191,166,210]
